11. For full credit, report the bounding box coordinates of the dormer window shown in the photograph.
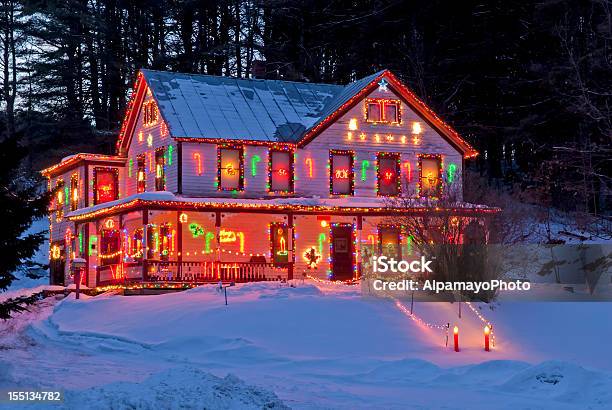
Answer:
[365,98,401,124]
[143,100,158,126]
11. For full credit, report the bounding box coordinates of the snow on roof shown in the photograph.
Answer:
[141,69,384,143]
[66,191,498,220]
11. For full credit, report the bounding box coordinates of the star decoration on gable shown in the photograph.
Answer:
[378,78,388,91]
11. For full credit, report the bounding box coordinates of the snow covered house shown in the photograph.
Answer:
[42,69,496,288]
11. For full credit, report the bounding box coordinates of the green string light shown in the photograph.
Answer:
[361,160,370,181]
[251,155,261,176]
[447,163,457,184]
[318,233,326,255]
[205,232,215,253]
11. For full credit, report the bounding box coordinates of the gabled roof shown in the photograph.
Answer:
[116,69,478,158]
[142,69,343,143]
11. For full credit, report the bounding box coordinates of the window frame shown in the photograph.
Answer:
[418,154,443,198]
[217,145,244,191]
[136,154,146,193]
[93,167,119,205]
[142,100,158,127]
[329,150,355,196]
[155,147,166,191]
[365,98,401,124]
[54,179,65,221]
[376,152,401,197]
[378,225,402,260]
[268,149,294,193]
[270,222,290,265]
[69,173,79,211]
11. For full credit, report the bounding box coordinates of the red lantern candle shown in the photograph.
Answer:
[453,326,459,352]
[484,325,490,352]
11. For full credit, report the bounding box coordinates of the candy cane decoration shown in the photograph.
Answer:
[305,158,313,178]
[404,161,412,182]
[236,232,245,253]
[193,152,202,175]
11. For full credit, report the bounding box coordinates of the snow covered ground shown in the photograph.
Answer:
[1,281,611,409]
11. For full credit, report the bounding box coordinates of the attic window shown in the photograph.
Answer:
[143,100,158,126]
[365,98,401,124]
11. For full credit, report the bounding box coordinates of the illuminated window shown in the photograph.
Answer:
[379,226,401,259]
[130,229,143,260]
[365,99,401,124]
[330,150,354,195]
[136,154,146,193]
[159,224,171,261]
[70,174,79,211]
[155,148,165,191]
[142,100,158,126]
[99,229,121,266]
[367,101,381,122]
[270,223,289,264]
[54,180,64,221]
[146,225,156,259]
[93,168,119,205]
[377,152,401,196]
[218,146,244,191]
[269,150,293,193]
[419,155,442,198]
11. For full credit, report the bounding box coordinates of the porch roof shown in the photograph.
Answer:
[66,192,500,222]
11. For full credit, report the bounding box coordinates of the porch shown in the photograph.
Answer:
[96,260,289,286]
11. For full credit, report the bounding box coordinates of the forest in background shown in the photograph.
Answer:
[0,0,610,218]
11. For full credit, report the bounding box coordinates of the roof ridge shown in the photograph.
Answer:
[139,68,378,88]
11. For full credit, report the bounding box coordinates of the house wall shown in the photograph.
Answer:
[297,87,464,199]
[177,86,463,200]
[125,92,177,196]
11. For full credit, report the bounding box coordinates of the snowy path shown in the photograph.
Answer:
[0,281,610,409]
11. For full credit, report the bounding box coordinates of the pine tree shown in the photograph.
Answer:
[0,134,49,302]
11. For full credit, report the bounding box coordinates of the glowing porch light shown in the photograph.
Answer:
[348,118,358,131]
[412,122,422,135]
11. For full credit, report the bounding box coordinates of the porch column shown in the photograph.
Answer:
[142,208,148,281]
[176,211,183,278]
[215,211,221,281]
[84,223,90,287]
[287,213,294,280]
[357,215,363,280]
[119,213,124,282]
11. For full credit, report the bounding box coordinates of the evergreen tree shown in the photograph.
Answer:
[0,134,49,293]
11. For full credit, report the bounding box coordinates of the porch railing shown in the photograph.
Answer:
[97,261,143,286]
[96,260,290,286]
[145,261,289,282]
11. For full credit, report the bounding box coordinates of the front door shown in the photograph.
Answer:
[331,224,354,281]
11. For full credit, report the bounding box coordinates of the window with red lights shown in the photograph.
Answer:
[379,226,401,259]
[377,152,401,196]
[155,148,165,191]
[419,155,442,198]
[218,146,244,191]
[93,168,119,205]
[330,150,354,195]
[99,229,121,266]
[269,150,293,193]
[365,98,401,124]
[136,155,146,193]
[270,223,289,265]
